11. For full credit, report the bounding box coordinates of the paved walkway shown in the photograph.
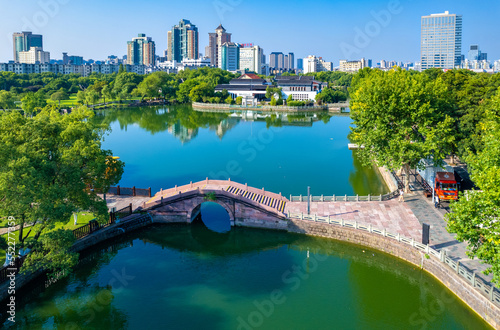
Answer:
[100,194,151,212]
[285,200,423,239]
[399,171,493,282]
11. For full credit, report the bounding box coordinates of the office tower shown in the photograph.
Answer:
[297,58,304,71]
[240,45,264,74]
[468,45,487,62]
[207,24,231,67]
[13,32,43,62]
[220,42,240,71]
[168,19,199,62]
[421,11,462,69]
[127,34,156,66]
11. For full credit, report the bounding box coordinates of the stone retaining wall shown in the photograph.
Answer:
[378,166,399,192]
[287,219,499,329]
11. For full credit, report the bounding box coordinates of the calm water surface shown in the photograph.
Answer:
[6,106,490,329]
[93,106,387,196]
[9,218,490,329]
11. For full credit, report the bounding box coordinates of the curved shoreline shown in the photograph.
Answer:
[1,217,498,328]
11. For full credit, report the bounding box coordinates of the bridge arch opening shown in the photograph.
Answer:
[191,202,232,233]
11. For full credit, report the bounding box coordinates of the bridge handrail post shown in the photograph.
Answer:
[290,194,292,201]
[245,183,248,191]
[333,194,335,202]
[368,194,371,202]
[133,186,136,196]
[356,194,359,202]
[321,194,324,202]
[345,194,347,202]
[148,187,151,197]
[300,212,303,220]
[117,185,120,196]
[300,194,302,202]
[206,177,209,184]
[379,194,382,201]
[190,181,193,188]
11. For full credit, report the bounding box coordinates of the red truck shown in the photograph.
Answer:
[434,172,459,202]
[418,160,459,203]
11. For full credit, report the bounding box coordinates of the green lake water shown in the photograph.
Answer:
[4,106,492,329]
[7,223,490,329]
[93,105,388,196]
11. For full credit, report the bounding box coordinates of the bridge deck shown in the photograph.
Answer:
[147,180,288,214]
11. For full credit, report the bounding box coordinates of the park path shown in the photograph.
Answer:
[398,170,493,282]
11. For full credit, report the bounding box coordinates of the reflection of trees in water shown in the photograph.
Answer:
[92,105,335,140]
[91,105,231,138]
[349,150,389,196]
[12,284,128,329]
[3,241,131,329]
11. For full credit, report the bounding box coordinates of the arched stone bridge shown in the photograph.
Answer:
[143,180,289,230]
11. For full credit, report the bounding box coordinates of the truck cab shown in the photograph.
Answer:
[435,172,458,202]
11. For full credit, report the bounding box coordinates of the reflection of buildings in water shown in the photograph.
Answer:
[211,117,240,139]
[229,111,318,127]
[168,122,199,144]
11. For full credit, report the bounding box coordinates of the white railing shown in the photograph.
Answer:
[287,211,500,306]
[289,190,400,203]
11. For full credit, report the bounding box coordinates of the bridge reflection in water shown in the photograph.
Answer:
[192,202,231,233]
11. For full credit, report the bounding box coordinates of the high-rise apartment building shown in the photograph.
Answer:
[168,19,199,62]
[127,34,156,66]
[269,52,284,69]
[303,56,332,74]
[220,42,240,71]
[270,52,294,70]
[239,45,264,74]
[287,53,295,70]
[207,25,231,67]
[13,32,43,63]
[421,11,462,70]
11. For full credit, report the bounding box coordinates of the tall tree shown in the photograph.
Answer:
[21,91,47,117]
[350,68,455,192]
[0,107,124,277]
[446,89,500,284]
[50,88,69,107]
[0,90,15,110]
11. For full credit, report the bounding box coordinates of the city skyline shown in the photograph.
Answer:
[0,0,499,65]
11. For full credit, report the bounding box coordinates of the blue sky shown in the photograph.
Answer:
[0,0,498,65]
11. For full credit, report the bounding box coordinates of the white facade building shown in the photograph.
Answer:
[18,47,50,64]
[303,55,332,74]
[239,45,264,74]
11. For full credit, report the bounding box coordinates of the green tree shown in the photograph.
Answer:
[446,90,500,284]
[225,96,234,105]
[0,107,124,278]
[76,90,86,105]
[0,90,15,110]
[21,91,47,117]
[350,69,455,192]
[50,88,69,107]
[86,90,100,106]
[102,84,114,104]
[188,82,213,102]
[235,96,243,105]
